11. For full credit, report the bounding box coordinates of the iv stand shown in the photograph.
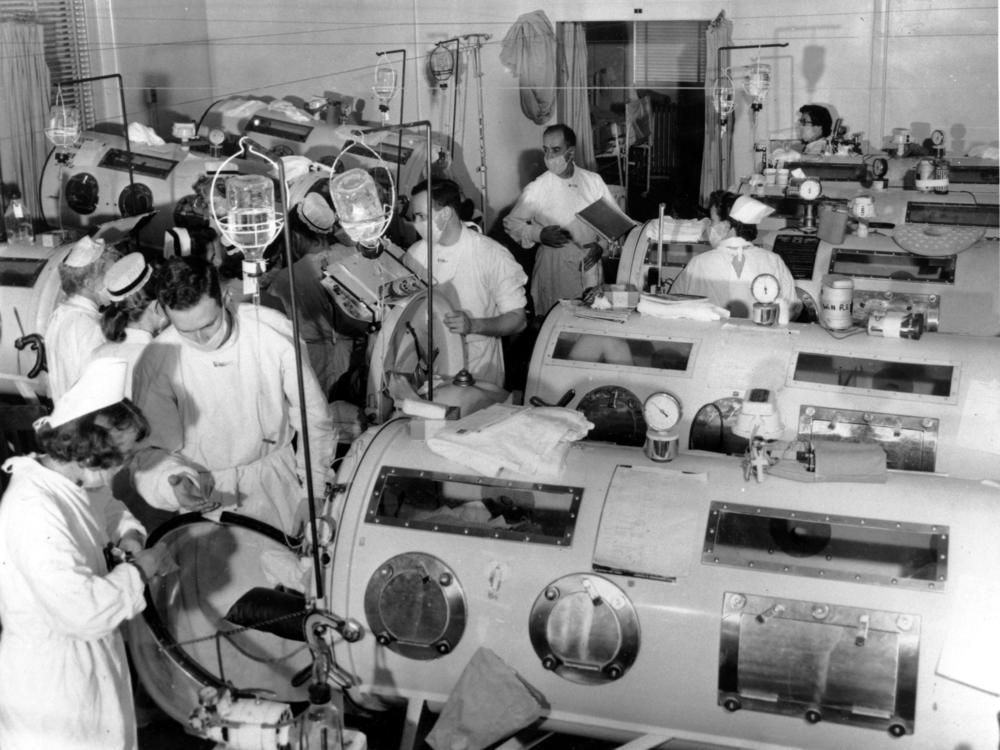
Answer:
[374,48,407,198]
[55,73,135,194]
[462,33,491,227]
[363,120,436,401]
[715,44,787,191]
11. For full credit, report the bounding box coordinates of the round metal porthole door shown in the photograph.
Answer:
[363,552,466,660]
[118,182,154,216]
[529,573,640,685]
[65,172,99,214]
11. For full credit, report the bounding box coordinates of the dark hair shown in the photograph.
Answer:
[36,399,149,469]
[158,256,222,311]
[100,268,160,342]
[799,104,833,138]
[543,123,577,148]
[710,190,757,242]
[411,178,463,214]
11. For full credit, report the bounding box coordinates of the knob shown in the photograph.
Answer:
[888,723,907,738]
[541,655,560,671]
[375,632,394,646]
[438,572,452,587]
[435,640,451,655]
[544,586,560,601]
[805,709,822,724]
[605,663,624,680]
[723,697,742,713]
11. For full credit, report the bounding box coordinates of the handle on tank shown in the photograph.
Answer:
[14,333,47,379]
[529,388,575,408]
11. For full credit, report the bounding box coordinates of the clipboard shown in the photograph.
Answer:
[576,198,637,243]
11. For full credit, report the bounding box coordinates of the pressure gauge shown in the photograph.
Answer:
[931,129,945,147]
[871,157,889,178]
[751,273,781,304]
[799,177,822,201]
[208,128,225,147]
[643,391,682,432]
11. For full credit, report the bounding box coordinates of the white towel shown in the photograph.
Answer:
[426,405,593,477]
[637,294,730,321]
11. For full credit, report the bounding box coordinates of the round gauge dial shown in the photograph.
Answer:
[643,391,682,432]
[751,273,781,304]
[931,129,945,147]
[799,177,822,201]
[208,128,225,147]
[871,157,889,178]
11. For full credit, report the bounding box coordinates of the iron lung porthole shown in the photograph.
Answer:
[65,172,99,215]
[363,552,466,660]
[118,183,154,216]
[529,573,640,685]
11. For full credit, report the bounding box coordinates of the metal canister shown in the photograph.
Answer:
[867,311,925,340]
[820,274,854,330]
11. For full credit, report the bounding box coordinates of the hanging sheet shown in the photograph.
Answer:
[500,10,557,125]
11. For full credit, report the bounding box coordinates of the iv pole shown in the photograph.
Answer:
[374,48,407,195]
[715,43,787,190]
[461,33,491,227]
[56,74,135,193]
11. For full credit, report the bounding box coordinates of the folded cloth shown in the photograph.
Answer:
[644,217,709,244]
[426,404,593,477]
[637,293,730,321]
[127,121,165,146]
[426,647,547,750]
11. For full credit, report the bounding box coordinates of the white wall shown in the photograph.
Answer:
[93,0,998,227]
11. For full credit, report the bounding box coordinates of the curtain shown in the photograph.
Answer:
[556,22,595,171]
[0,20,51,226]
[699,12,733,204]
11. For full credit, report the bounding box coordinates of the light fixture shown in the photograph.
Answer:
[45,85,81,148]
[429,44,456,88]
[732,388,784,441]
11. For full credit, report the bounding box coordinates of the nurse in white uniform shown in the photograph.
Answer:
[672,193,799,319]
[0,358,170,750]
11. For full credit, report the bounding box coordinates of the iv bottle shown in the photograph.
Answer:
[295,684,344,750]
[4,188,34,244]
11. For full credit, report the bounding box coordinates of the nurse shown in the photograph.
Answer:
[0,357,171,750]
[672,192,799,318]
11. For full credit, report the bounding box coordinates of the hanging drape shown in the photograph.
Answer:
[699,13,733,204]
[500,11,557,126]
[0,21,51,225]
[556,22,596,171]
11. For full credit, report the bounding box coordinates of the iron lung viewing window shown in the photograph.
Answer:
[703,502,948,590]
[793,352,954,398]
[552,332,693,371]
[367,467,582,545]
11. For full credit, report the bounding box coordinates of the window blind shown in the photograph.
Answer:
[1,0,94,124]
[633,21,707,85]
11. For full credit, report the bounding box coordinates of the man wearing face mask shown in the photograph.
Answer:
[672,192,798,318]
[504,124,630,318]
[130,256,338,534]
[405,179,528,388]
[43,235,118,399]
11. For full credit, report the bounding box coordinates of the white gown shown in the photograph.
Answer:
[504,168,624,316]
[43,295,105,400]
[671,237,798,318]
[405,225,528,387]
[0,456,146,750]
[131,304,337,533]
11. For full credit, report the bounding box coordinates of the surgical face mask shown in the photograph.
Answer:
[78,465,116,489]
[414,209,447,243]
[708,222,730,248]
[545,154,569,176]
